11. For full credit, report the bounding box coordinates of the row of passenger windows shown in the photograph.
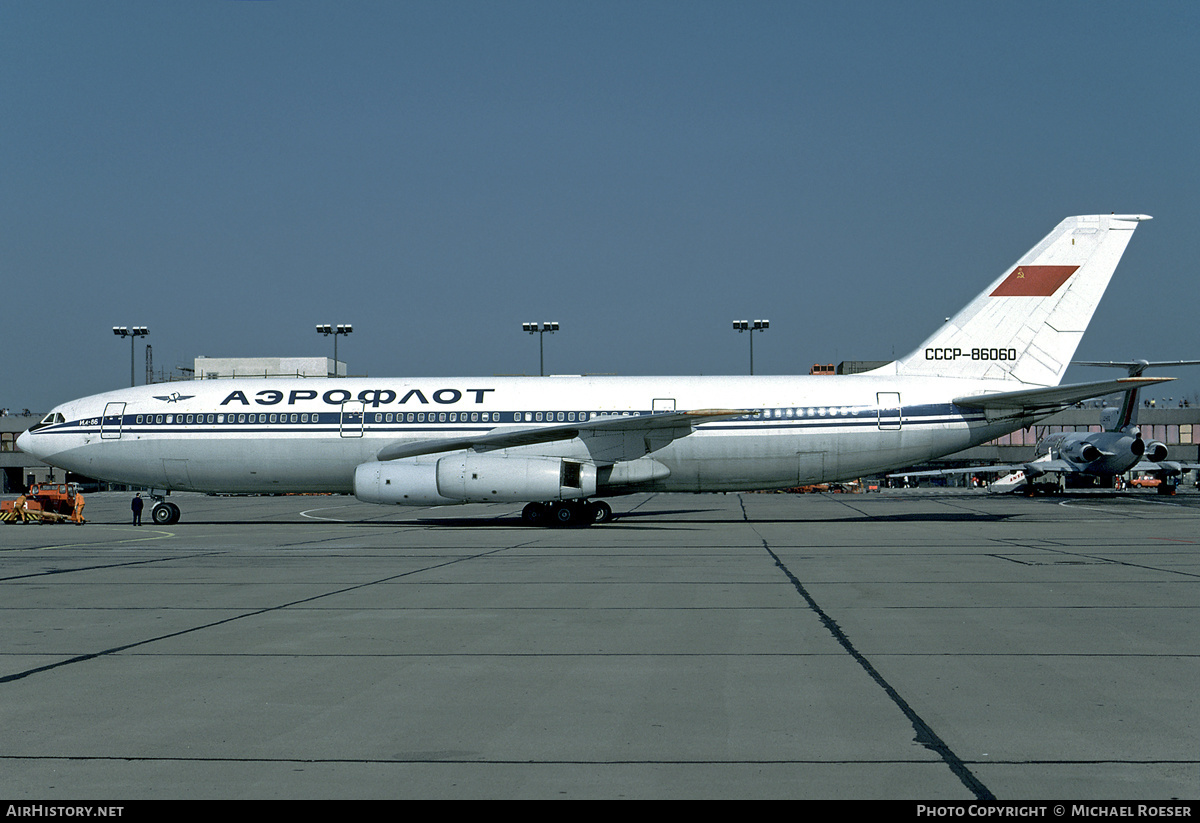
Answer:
[766,406,864,418]
[133,411,605,425]
[136,413,317,425]
[372,411,594,424]
[129,408,866,426]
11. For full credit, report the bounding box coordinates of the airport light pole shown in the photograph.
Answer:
[112,326,149,387]
[316,324,352,376]
[732,319,769,375]
[522,321,559,376]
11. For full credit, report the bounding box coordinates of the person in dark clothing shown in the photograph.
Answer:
[132,493,144,526]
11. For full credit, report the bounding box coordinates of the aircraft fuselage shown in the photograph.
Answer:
[19,373,1028,496]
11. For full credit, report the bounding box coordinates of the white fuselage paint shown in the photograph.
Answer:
[19,373,1032,498]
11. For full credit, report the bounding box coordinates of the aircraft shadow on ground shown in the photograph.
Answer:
[385,509,1018,528]
[80,508,1016,528]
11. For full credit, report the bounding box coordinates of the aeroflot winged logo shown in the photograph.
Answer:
[990,265,1079,297]
[154,392,195,403]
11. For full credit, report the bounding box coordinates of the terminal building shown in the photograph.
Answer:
[193,356,345,380]
[1,411,46,493]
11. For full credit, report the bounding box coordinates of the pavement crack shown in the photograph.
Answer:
[756,533,996,801]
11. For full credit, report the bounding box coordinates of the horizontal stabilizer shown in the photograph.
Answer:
[953,377,1173,412]
[375,408,752,462]
[1073,359,1200,375]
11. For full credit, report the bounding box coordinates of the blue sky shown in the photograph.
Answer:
[4,1,1199,411]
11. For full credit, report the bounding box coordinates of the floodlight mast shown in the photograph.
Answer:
[732,319,768,375]
[316,324,353,376]
[522,321,559,376]
[112,326,149,386]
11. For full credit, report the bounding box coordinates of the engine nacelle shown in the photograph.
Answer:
[354,456,597,505]
[1062,439,1103,464]
[354,460,449,505]
[1143,440,1168,462]
[436,454,597,502]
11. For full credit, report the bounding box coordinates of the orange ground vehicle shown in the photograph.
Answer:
[1,483,86,524]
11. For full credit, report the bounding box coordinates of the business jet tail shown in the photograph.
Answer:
[892,214,1151,386]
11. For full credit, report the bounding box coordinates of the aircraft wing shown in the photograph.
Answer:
[887,460,1072,479]
[1132,460,1200,476]
[375,408,753,463]
[953,377,1173,412]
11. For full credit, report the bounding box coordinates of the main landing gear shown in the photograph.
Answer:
[521,500,613,527]
[150,498,181,525]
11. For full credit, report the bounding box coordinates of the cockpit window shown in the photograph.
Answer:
[29,412,65,432]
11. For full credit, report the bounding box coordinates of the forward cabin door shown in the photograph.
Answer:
[340,400,364,438]
[101,402,125,440]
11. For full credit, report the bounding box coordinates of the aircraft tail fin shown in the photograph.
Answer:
[893,214,1151,386]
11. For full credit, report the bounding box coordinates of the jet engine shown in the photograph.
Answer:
[1143,440,1168,462]
[1058,432,1150,470]
[354,455,597,505]
[1061,439,1104,464]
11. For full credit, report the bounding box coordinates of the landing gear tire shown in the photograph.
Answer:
[524,501,610,527]
[553,503,578,526]
[586,501,612,523]
[522,502,548,526]
[151,502,180,525]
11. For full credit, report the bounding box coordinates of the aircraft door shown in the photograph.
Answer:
[340,401,364,438]
[876,392,901,431]
[101,402,126,440]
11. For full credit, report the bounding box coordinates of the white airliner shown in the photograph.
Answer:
[19,214,1170,526]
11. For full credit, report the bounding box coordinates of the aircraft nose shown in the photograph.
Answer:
[16,430,37,457]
